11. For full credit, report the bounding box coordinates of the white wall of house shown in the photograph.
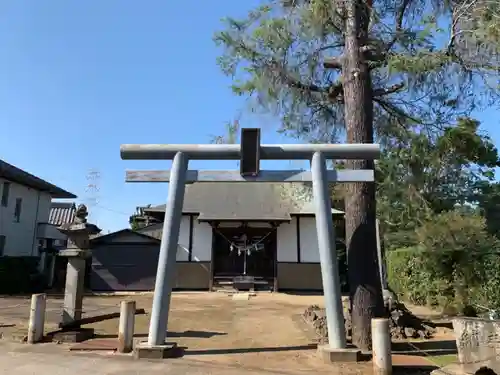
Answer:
[0,178,52,257]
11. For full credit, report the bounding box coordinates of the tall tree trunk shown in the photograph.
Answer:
[341,0,384,350]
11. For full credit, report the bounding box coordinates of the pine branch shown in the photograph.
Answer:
[386,0,412,52]
[324,57,342,69]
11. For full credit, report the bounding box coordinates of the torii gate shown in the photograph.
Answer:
[121,128,380,358]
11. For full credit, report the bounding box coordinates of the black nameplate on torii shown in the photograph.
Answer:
[240,128,261,177]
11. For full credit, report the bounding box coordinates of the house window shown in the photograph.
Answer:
[1,182,10,207]
[0,235,5,256]
[14,198,22,222]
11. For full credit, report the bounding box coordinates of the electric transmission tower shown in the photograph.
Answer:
[85,168,101,221]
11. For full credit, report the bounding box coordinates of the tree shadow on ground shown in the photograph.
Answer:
[177,343,317,357]
[392,340,457,356]
[94,330,227,340]
[279,291,350,297]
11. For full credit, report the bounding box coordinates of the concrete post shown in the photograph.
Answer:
[311,152,346,349]
[62,256,87,325]
[148,152,189,346]
[118,300,136,353]
[27,293,46,344]
[372,318,392,374]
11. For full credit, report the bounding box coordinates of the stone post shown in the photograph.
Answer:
[372,318,392,375]
[118,300,136,353]
[57,204,101,327]
[27,293,46,344]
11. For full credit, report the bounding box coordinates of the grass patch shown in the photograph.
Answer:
[425,354,458,367]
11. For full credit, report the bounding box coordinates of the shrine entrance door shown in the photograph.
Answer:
[212,225,277,290]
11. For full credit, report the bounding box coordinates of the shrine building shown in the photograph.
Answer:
[89,182,344,292]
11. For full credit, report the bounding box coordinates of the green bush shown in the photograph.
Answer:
[387,246,450,306]
[474,252,500,311]
[387,211,500,312]
[0,256,46,294]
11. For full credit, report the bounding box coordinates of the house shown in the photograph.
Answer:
[89,182,344,292]
[48,202,76,248]
[0,159,76,259]
[129,205,161,229]
[43,201,77,289]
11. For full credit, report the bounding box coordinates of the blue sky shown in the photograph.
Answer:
[0,1,498,232]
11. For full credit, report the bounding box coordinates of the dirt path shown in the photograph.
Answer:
[90,293,349,373]
[0,293,451,374]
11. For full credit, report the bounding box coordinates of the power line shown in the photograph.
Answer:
[94,204,130,216]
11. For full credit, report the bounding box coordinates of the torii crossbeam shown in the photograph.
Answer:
[121,128,380,354]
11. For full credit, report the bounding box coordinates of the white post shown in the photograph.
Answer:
[118,300,136,353]
[27,294,46,344]
[372,318,392,374]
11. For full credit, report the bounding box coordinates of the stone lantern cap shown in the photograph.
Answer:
[57,204,101,258]
[57,204,101,236]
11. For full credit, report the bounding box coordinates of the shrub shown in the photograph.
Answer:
[387,211,500,311]
[387,246,449,306]
[0,256,46,294]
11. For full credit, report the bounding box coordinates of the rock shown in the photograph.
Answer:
[391,326,405,340]
[302,300,435,344]
[417,329,428,339]
[383,289,396,310]
[312,316,325,329]
[388,302,435,341]
[404,327,417,338]
[302,305,321,322]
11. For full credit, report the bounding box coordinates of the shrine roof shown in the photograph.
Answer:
[143,182,343,220]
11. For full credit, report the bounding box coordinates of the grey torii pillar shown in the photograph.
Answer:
[57,204,101,341]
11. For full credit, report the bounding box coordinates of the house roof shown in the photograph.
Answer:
[89,229,161,245]
[49,202,76,226]
[0,159,76,199]
[143,182,344,220]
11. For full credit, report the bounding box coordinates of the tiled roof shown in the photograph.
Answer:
[0,159,76,199]
[49,202,76,226]
[143,182,344,219]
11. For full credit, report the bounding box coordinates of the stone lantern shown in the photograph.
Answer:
[57,204,101,328]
